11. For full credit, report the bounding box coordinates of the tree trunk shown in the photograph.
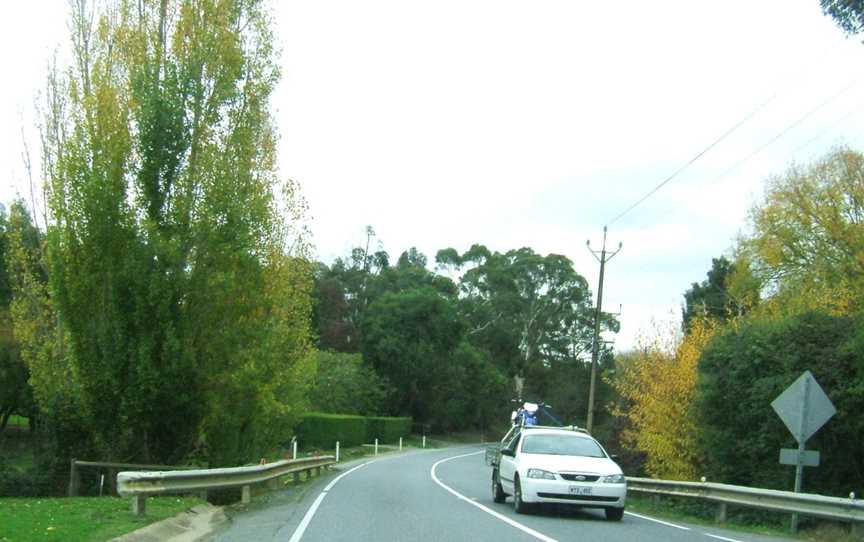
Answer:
[513,374,525,400]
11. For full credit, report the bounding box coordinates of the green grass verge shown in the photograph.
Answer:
[0,496,204,542]
[626,494,860,542]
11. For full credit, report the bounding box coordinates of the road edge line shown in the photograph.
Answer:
[430,450,559,542]
[625,511,691,530]
[288,460,375,542]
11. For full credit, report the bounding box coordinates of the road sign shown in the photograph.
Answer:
[771,370,836,534]
[771,370,836,444]
[779,449,819,467]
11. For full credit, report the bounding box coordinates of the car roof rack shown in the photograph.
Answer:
[521,424,591,435]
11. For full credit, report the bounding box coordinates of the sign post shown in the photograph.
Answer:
[770,370,836,533]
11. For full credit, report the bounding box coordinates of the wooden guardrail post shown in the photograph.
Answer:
[132,495,146,516]
[715,502,728,523]
[107,468,117,495]
[68,459,81,497]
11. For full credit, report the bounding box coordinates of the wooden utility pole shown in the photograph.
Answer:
[586,226,621,433]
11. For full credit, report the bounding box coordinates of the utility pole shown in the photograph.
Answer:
[586,226,622,433]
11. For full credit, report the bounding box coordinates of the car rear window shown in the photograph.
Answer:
[521,434,606,458]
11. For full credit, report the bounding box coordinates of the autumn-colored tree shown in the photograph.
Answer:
[730,148,863,316]
[17,0,314,466]
[610,317,717,480]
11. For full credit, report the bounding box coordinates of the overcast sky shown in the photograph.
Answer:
[3,1,864,351]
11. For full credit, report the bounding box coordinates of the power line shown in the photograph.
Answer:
[629,78,861,229]
[606,95,775,226]
[788,101,864,157]
[606,37,849,227]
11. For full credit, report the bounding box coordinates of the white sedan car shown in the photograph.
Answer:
[492,426,627,520]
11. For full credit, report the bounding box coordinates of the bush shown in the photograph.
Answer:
[296,413,413,449]
[296,413,367,448]
[308,352,392,416]
[366,417,412,443]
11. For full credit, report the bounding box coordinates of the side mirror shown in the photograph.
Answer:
[610,454,619,461]
[500,449,514,457]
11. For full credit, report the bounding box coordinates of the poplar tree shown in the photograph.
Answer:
[33,0,313,465]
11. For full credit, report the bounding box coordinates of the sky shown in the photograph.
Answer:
[3,1,864,351]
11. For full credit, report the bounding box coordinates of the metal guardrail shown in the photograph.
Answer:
[627,476,864,534]
[117,455,335,515]
[68,458,195,497]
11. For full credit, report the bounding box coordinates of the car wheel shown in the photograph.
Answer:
[605,507,624,521]
[492,469,506,503]
[513,475,530,514]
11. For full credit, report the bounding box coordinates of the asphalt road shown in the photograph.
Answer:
[214,446,797,542]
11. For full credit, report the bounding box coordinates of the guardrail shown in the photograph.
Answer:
[627,476,864,535]
[117,455,335,515]
[68,459,195,497]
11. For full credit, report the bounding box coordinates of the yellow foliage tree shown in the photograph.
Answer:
[610,317,717,480]
[729,147,864,317]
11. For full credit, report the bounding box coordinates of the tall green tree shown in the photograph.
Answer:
[30,0,313,465]
[0,204,35,433]
[361,287,463,421]
[821,0,864,34]
[436,245,608,400]
[682,257,740,329]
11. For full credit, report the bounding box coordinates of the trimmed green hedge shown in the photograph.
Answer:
[297,413,367,448]
[296,413,412,448]
[366,416,412,443]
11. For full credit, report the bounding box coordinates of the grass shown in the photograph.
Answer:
[6,415,29,430]
[0,496,204,542]
[626,494,862,542]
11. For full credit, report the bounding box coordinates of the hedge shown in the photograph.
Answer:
[296,413,367,448]
[366,416,412,443]
[296,413,412,449]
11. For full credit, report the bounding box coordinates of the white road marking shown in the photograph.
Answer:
[324,462,371,492]
[287,492,327,542]
[288,460,376,542]
[430,451,559,542]
[625,511,691,530]
[704,534,744,542]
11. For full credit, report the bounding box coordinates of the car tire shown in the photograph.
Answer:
[492,469,506,503]
[513,475,530,514]
[605,507,624,521]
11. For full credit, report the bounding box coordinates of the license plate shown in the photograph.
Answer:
[569,486,593,496]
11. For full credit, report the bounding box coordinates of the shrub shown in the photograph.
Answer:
[308,352,391,416]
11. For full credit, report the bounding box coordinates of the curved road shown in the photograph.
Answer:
[215,447,795,542]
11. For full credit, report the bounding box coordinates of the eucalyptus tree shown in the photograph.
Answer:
[32,0,313,465]
[436,245,611,398]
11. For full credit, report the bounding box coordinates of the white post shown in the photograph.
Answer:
[336,441,340,462]
[293,440,298,460]
[399,437,403,451]
[422,435,426,449]
[375,438,379,456]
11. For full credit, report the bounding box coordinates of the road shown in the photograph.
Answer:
[214,446,796,542]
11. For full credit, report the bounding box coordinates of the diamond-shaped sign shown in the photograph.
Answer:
[771,371,836,444]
